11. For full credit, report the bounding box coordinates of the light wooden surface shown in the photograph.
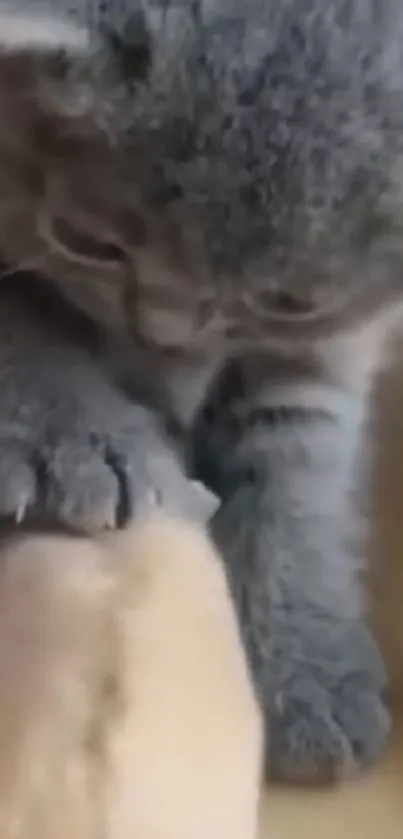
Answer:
[259,333,403,837]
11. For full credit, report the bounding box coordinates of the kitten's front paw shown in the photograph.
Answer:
[0,397,193,534]
[269,627,390,783]
[0,415,177,533]
[0,435,126,531]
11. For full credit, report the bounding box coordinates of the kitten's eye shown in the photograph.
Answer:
[272,291,313,315]
[264,291,314,318]
[50,217,126,266]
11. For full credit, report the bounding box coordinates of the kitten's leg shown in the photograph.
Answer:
[194,327,390,783]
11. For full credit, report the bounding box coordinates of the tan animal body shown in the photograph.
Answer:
[0,512,263,839]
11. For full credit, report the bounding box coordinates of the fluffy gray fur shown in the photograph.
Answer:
[0,0,400,781]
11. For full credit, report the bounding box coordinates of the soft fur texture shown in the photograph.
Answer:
[0,512,263,839]
[0,0,401,783]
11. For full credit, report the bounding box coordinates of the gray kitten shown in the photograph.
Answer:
[0,0,401,782]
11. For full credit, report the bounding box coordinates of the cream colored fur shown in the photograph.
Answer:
[0,513,263,839]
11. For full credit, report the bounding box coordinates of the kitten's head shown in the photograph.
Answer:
[1,0,403,349]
